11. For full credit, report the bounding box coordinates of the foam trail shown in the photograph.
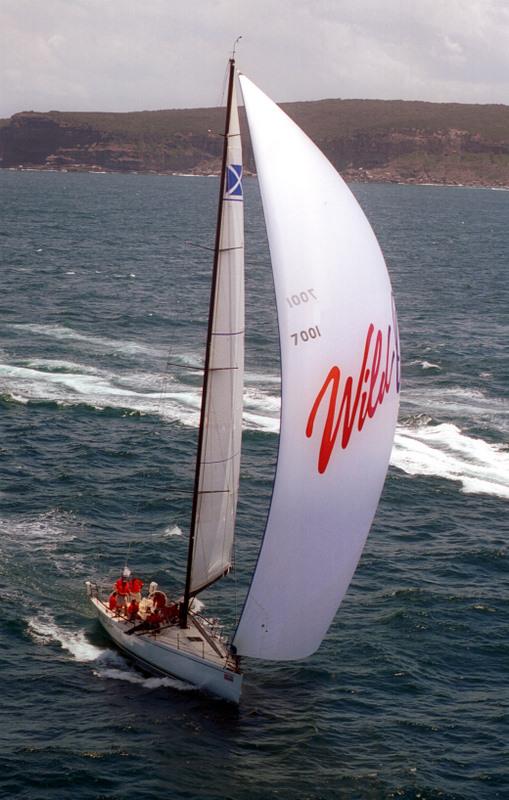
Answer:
[27,358,106,375]
[403,385,508,434]
[27,614,105,661]
[9,323,166,358]
[0,362,195,422]
[392,422,509,500]
[93,667,194,692]
[0,361,280,431]
[26,615,194,692]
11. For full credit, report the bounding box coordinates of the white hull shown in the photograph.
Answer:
[87,587,242,703]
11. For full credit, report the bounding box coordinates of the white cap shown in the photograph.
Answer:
[122,566,132,579]
[149,581,158,595]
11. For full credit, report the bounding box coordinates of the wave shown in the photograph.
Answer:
[0,360,187,415]
[392,422,509,500]
[26,358,106,375]
[0,509,77,551]
[0,511,92,594]
[407,359,441,370]
[26,612,199,694]
[0,360,279,432]
[27,614,105,661]
[162,525,183,538]
[402,384,508,434]
[2,353,506,499]
[26,613,194,691]
[9,323,167,358]
[92,666,194,692]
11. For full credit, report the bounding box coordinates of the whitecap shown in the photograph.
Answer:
[0,509,77,550]
[407,359,441,370]
[27,614,105,662]
[391,422,509,500]
[402,384,508,436]
[4,392,29,404]
[243,410,279,433]
[1,348,283,431]
[26,358,103,375]
[93,666,194,692]
[163,525,183,538]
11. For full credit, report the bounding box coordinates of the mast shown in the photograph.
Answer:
[180,59,238,627]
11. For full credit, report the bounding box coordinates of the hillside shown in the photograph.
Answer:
[1,98,509,185]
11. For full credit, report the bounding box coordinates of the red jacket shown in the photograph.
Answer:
[152,591,168,608]
[127,600,139,618]
[115,578,130,596]
[163,603,179,622]
[129,577,143,594]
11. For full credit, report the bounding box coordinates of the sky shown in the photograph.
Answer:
[1,0,509,118]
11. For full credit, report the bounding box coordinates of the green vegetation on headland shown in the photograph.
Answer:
[1,98,509,186]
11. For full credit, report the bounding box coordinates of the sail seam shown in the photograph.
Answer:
[200,450,240,466]
[211,329,245,336]
[197,489,231,495]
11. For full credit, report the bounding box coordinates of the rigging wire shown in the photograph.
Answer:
[217,61,231,110]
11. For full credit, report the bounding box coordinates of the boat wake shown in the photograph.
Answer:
[393,421,509,500]
[27,614,105,661]
[26,613,195,692]
[92,666,195,692]
[0,359,279,431]
[9,323,166,358]
[403,384,508,433]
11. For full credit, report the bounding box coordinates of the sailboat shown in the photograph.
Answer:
[86,57,400,704]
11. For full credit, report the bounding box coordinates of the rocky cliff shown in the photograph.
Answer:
[0,110,225,173]
[1,99,509,186]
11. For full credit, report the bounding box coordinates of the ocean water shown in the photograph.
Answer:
[0,170,507,800]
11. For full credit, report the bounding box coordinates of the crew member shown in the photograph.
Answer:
[163,602,179,624]
[151,590,168,610]
[127,597,139,620]
[146,607,162,630]
[128,575,143,602]
[114,567,131,610]
[138,595,154,621]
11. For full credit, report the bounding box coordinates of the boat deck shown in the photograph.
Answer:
[90,588,237,673]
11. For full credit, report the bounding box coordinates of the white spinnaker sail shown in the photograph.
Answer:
[233,76,400,660]
[189,81,245,594]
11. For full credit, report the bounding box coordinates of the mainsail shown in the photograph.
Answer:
[183,65,245,601]
[233,76,400,660]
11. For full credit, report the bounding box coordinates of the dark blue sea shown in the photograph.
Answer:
[0,169,507,800]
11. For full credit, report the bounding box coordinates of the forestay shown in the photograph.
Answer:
[233,76,400,660]
[188,80,245,595]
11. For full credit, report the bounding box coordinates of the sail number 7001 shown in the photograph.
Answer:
[286,288,317,308]
[291,326,321,346]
